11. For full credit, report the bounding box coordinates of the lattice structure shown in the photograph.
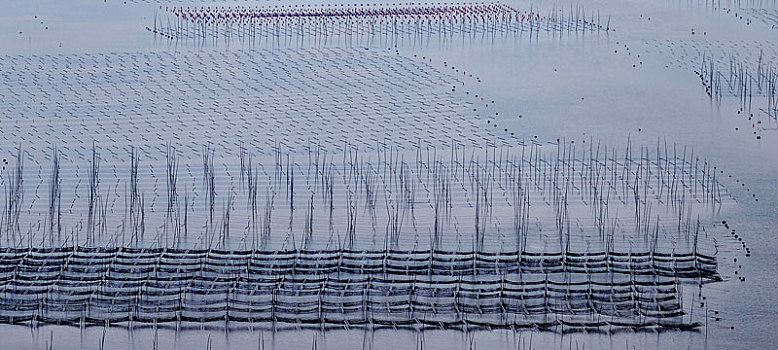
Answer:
[150,3,608,46]
[0,38,730,335]
[0,49,489,157]
[0,247,715,329]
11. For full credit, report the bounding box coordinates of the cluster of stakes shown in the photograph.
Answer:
[0,40,737,332]
[698,51,778,122]
[693,0,778,10]
[644,39,778,128]
[149,2,610,47]
[0,49,493,155]
[0,137,731,330]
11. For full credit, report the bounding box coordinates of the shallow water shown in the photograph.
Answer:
[0,0,777,349]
